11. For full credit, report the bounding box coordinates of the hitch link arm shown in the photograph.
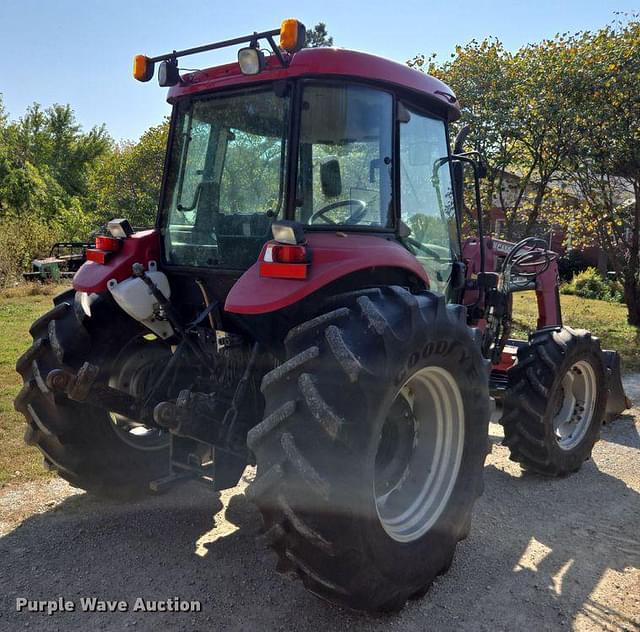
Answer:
[46,363,144,420]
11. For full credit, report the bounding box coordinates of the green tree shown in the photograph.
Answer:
[89,121,169,227]
[0,157,66,219]
[410,39,576,241]
[556,16,640,325]
[503,39,580,237]
[0,94,7,129]
[410,15,640,325]
[5,103,110,200]
[0,100,112,281]
[305,22,333,48]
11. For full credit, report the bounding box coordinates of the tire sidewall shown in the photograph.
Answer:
[344,317,489,587]
[22,292,172,495]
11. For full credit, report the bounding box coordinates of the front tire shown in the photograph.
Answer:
[14,290,171,497]
[246,287,490,612]
[501,327,607,476]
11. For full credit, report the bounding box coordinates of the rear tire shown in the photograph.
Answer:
[246,287,490,612]
[501,327,607,476]
[14,290,171,498]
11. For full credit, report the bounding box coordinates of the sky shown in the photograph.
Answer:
[0,0,636,142]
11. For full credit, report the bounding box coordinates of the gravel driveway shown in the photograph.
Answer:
[1,376,638,631]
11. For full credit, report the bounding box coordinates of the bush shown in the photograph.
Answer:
[560,267,623,303]
[557,249,589,282]
[0,217,63,287]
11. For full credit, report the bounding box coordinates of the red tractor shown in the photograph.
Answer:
[15,20,629,612]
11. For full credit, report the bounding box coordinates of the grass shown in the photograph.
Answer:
[0,283,69,487]
[0,285,638,487]
[511,292,640,372]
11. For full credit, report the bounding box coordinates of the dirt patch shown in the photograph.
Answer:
[0,378,638,631]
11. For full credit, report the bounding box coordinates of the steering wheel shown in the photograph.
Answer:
[310,200,367,225]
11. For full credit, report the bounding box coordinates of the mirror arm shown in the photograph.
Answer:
[455,150,488,178]
[453,124,471,154]
[265,34,288,67]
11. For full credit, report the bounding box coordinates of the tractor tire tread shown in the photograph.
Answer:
[14,292,169,498]
[247,286,490,612]
[502,327,606,476]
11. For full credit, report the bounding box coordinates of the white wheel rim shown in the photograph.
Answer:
[374,366,465,543]
[108,338,170,451]
[552,360,597,451]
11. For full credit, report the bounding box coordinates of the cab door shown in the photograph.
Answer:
[398,104,460,295]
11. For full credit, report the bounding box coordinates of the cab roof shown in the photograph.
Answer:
[167,47,461,121]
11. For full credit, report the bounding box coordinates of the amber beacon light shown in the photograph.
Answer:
[133,55,154,82]
[279,18,306,52]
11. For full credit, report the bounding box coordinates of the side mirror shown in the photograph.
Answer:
[320,157,342,198]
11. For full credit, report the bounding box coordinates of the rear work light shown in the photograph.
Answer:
[238,47,265,75]
[107,218,134,238]
[271,220,305,244]
[260,243,310,279]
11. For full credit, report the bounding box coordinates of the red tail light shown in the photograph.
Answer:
[95,235,122,252]
[260,242,310,279]
[271,244,308,263]
[86,249,112,264]
[86,235,122,264]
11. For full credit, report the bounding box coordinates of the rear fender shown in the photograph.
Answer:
[225,233,429,315]
[72,230,160,293]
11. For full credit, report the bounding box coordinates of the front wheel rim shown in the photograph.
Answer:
[552,360,597,451]
[374,366,465,543]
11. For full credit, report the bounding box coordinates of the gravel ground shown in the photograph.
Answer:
[0,376,638,632]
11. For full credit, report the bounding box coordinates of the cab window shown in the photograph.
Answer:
[161,88,289,269]
[399,106,458,293]
[295,83,393,228]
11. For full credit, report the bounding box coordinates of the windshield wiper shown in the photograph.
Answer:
[175,109,195,211]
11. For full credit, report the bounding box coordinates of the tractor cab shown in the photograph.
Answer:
[132,21,465,307]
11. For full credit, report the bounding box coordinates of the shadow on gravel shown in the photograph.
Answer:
[473,461,640,631]
[0,442,639,631]
[600,413,640,449]
[0,482,364,631]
